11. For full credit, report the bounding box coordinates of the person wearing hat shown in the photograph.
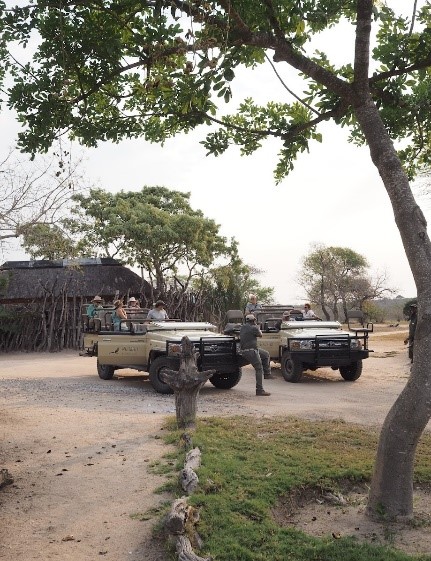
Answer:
[146,300,169,321]
[239,314,273,396]
[404,302,418,363]
[127,296,141,309]
[86,295,103,318]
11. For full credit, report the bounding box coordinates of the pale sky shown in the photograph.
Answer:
[1,1,426,304]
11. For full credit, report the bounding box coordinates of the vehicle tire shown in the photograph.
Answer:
[148,356,178,394]
[281,352,303,382]
[209,368,242,390]
[97,361,115,380]
[340,360,363,381]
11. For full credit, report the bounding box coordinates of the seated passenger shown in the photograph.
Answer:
[112,299,129,331]
[302,303,321,321]
[87,295,103,318]
[244,293,263,316]
[146,300,169,321]
[275,311,291,329]
[127,296,141,309]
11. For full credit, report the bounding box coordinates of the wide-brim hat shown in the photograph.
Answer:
[92,295,102,302]
[128,297,137,302]
[155,300,166,307]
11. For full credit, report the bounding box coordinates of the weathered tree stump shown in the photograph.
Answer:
[161,336,215,429]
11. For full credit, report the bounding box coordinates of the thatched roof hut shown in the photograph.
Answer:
[0,258,150,304]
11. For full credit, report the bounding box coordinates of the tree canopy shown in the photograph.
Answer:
[1,1,431,181]
[26,185,235,291]
[22,184,273,319]
[298,244,393,320]
[0,145,85,246]
[3,0,431,520]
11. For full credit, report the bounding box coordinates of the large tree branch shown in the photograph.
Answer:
[195,100,349,142]
[369,55,431,85]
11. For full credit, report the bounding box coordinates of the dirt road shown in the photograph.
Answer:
[0,328,411,560]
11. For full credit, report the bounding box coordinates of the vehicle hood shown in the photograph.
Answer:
[146,321,225,341]
[280,320,355,338]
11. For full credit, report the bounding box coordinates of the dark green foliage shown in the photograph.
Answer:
[2,2,431,181]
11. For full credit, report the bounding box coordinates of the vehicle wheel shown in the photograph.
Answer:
[281,352,303,382]
[148,357,178,394]
[340,360,363,381]
[210,368,242,390]
[97,361,115,380]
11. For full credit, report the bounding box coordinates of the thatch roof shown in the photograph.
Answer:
[0,258,150,303]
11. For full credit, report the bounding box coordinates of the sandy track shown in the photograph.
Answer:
[0,328,412,560]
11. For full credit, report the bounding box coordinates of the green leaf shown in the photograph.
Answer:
[223,68,235,81]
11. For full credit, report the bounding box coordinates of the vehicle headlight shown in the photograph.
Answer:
[290,340,313,350]
[350,339,362,350]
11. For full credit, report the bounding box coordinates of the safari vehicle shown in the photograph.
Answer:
[225,306,373,383]
[81,307,245,394]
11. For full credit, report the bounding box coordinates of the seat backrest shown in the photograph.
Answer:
[126,310,148,320]
[81,313,89,331]
[263,319,280,332]
[289,309,304,321]
[132,323,147,334]
[103,312,113,330]
[347,310,364,326]
[226,309,244,323]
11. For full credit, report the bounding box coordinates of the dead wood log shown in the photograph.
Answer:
[175,535,210,561]
[166,497,189,535]
[181,466,199,495]
[165,498,208,561]
[185,448,201,471]
[161,336,215,429]
[181,448,201,494]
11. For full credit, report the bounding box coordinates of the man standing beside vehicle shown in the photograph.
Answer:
[240,314,273,396]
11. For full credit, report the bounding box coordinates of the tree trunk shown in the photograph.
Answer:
[160,336,215,429]
[319,278,331,320]
[355,97,431,519]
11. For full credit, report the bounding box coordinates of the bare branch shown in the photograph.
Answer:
[409,0,419,36]
[264,53,321,116]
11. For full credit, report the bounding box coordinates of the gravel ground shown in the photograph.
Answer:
[1,327,420,560]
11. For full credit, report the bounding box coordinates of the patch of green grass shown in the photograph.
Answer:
[130,503,170,521]
[162,416,431,561]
